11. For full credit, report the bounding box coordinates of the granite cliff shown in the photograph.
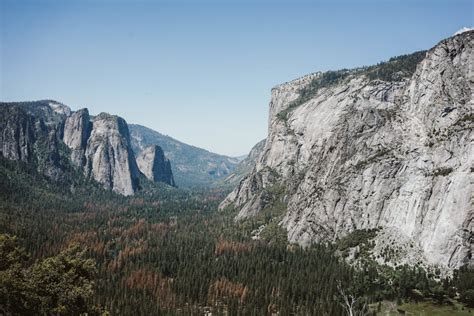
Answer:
[0,101,74,182]
[129,124,239,187]
[221,31,473,270]
[136,145,175,186]
[81,113,140,196]
[0,101,175,195]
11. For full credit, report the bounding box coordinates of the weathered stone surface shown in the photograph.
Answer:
[0,104,35,162]
[0,102,69,182]
[136,145,175,186]
[129,124,240,187]
[63,108,91,167]
[1,101,179,196]
[62,109,144,195]
[0,100,72,164]
[84,113,140,196]
[221,31,473,270]
[223,139,266,187]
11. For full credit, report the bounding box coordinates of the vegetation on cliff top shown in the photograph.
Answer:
[277,50,427,121]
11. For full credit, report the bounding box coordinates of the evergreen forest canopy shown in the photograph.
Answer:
[0,152,473,315]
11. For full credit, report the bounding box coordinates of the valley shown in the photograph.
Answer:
[1,156,472,315]
[0,26,472,316]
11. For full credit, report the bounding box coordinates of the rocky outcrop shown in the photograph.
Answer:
[0,104,35,162]
[0,100,73,164]
[82,113,140,196]
[221,31,473,270]
[136,145,175,186]
[129,124,240,187]
[62,110,141,195]
[63,108,91,167]
[0,102,71,182]
[0,101,145,196]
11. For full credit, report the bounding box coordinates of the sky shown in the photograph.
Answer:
[1,0,472,156]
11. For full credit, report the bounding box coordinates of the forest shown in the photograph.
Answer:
[0,156,473,315]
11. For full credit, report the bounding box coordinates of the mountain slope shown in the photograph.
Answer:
[220,31,473,270]
[129,124,239,187]
[222,138,266,187]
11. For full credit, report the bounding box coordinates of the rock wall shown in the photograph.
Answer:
[221,31,473,269]
[0,101,145,196]
[83,113,140,195]
[63,108,91,168]
[0,105,35,162]
[136,145,175,186]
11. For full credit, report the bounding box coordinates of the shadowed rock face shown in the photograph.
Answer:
[136,145,175,186]
[221,31,474,270]
[0,105,35,162]
[0,101,71,182]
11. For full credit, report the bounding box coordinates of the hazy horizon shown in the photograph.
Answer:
[1,0,472,156]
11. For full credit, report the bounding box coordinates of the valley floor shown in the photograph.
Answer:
[0,157,473,315]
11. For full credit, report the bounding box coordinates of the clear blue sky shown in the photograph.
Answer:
[1,0,472,156]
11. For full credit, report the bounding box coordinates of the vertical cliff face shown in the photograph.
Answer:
[81,113,140,196]
[0,102,72,181]
[0,101,146,196]
[62,110,142,195]
[221,31,473,270]
[0,105,35,162]
[136,145,175,186]
[0,101,73,164]
[63,108,91,168]
[129,124,240,187]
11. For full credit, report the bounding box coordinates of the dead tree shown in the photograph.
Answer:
[336,281,367,316]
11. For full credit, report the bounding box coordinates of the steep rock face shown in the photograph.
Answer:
[0,105,35,162]
[63,108,91,167]
[0,102,72,182]
[0,101,163,196]
[61,109,142,195]
[221,31,473,269]
[83,113,140,196]
[136,145,175,186]
[62,110,142,195]
[129,124,240,187]
[222,139,267,187]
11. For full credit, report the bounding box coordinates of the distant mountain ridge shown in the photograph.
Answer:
[129,124,240,187]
